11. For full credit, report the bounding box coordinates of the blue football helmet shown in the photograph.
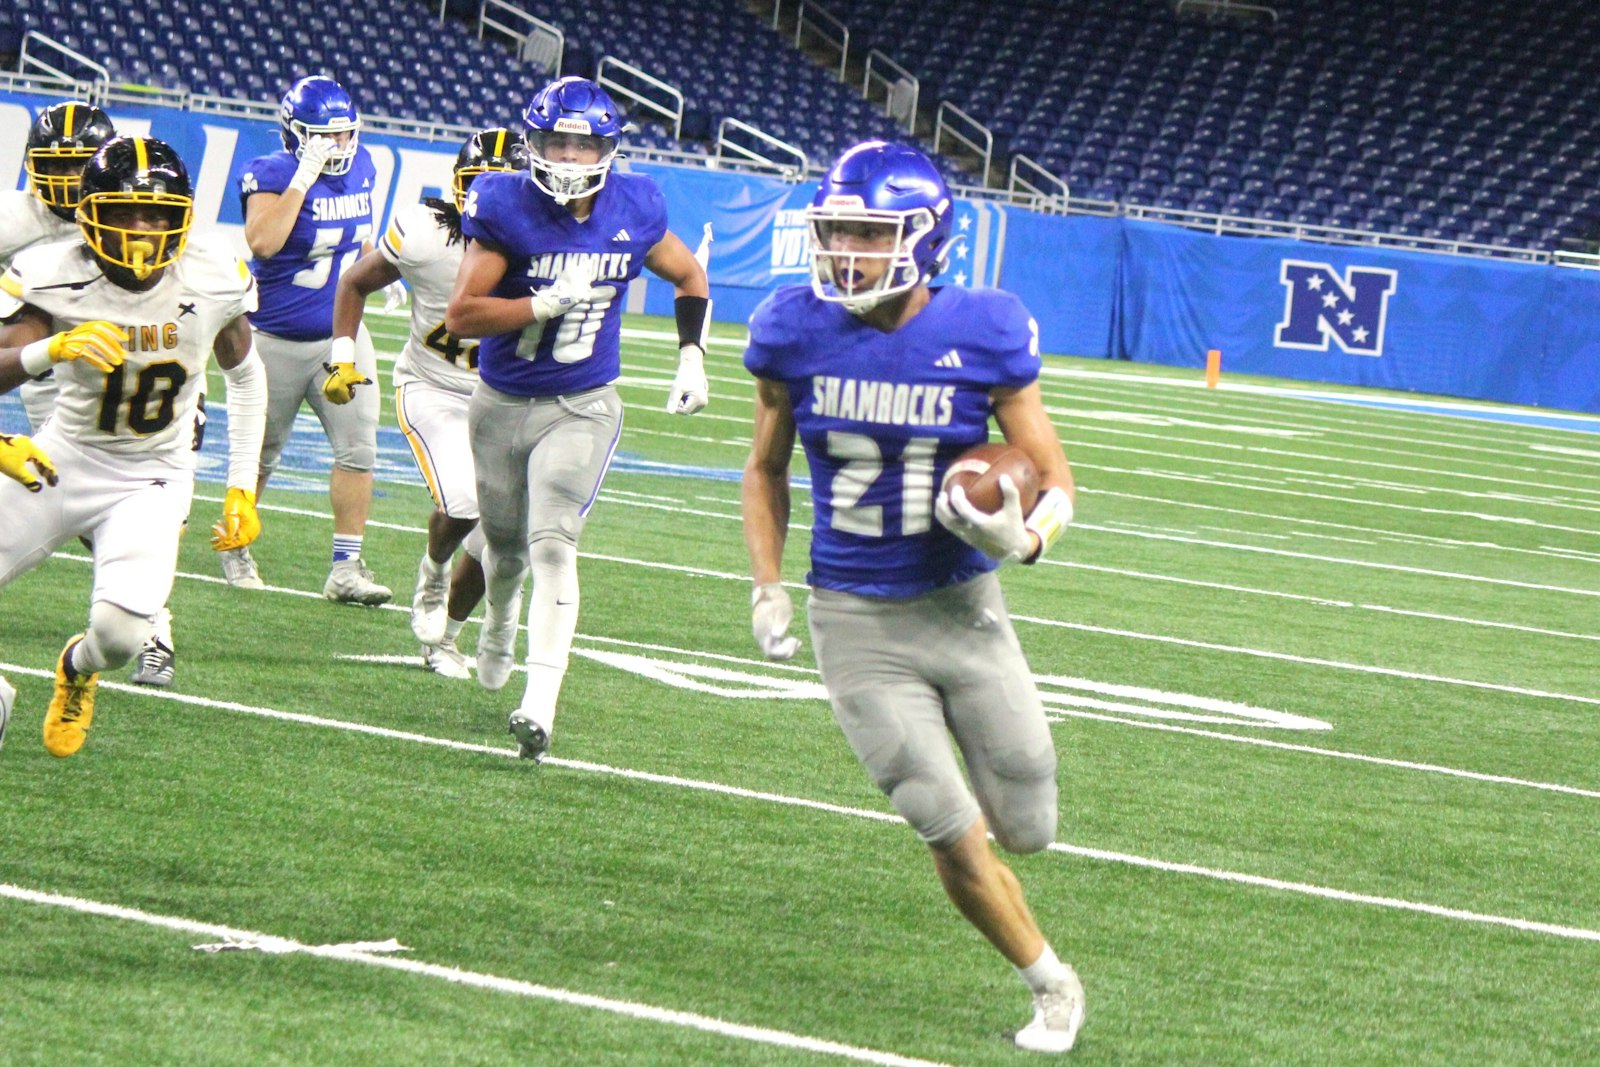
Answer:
[279,75,360,176]
[522,77,626,203]
[806,141,954,313]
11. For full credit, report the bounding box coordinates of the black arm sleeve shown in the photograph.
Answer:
[674,294,710,349]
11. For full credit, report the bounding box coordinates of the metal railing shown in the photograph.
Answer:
[795,1,849,81]
[934,101,994,188]
[1008,155,1070,215]
[863,50,917,133]
[479,0,563,76]
[596,55,684,140]
[714,117,807,179]
[1122,202,1546,261]
[19,31,110,92]
[1175,0,1279,24]
[1553,250,1600,270]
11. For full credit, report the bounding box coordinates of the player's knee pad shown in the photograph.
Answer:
[982,764,1059,855]
[891,775,983,851]
[528,537,577,578]
[462,524,486,562]
[330,443,376,473]
[82,601,154,671]
[482,543,528,581]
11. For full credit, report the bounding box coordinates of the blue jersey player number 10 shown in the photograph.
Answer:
[445,76,712,765]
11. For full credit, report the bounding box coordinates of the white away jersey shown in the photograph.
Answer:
[379,200,477,393]
[0,231,257,458]
[0,190,79,267]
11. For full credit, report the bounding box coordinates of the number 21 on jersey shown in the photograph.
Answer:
[826,432,937,537]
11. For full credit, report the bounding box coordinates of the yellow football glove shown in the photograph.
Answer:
[321,362,372,405]
[211,487,261,551]
[0,432,57,493]
[48,321,127,372]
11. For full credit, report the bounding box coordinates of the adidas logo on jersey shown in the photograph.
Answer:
[934,349,963,368]
[613,228,632,242]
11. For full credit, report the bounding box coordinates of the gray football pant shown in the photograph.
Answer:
[468,378,622,596]
[808,573,1059,854]
[254,324,379,476]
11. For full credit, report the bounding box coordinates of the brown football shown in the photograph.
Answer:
[941,442,1040,515]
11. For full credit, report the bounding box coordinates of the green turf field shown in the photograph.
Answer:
[3,305,1599,1065]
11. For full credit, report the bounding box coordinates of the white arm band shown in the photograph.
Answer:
[1022,487,1074,564]
[19,337,54,377]
[220,347,267,491]
[329,335,356,364]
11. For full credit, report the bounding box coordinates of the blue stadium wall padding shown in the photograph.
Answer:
[5,88,1599,413]
[1114,220,1563,406]
[994,210,1120,363]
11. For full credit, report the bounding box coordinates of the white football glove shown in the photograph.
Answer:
[382,279,409,313]
[666,343,709,415]
[288,136,336,193]
[935,475,1035,563]
[751,583,801,661]
[530,263,609,323]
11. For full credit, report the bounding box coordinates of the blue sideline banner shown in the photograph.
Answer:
[1115,220,1561,405]
[996,210,1119,361]
[1535,269,1600,413]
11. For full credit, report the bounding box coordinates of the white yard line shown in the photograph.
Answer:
[0,885,956,1067]
[1013,613,1600,706]
[4,666,1597,944]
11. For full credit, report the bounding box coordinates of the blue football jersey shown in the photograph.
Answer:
[459,170,667,397]
[745,285,1042,598]
[238,147,377,341]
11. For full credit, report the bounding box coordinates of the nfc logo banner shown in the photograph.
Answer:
[1275,259,1398,356]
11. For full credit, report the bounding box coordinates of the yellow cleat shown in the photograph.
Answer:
[43,634,98,758]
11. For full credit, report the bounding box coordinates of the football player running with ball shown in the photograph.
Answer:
[0,136,268,758]
[740,142,1084,1053]
[333,128,531,680]
[446,77,711,762]
[226,74,392,604]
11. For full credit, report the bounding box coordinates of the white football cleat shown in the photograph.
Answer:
[410,556,450,645]
[1014,966,1085,1054]
[324,558,393,606]
[219,546,265,590]
[130,639,176,688]
[475,588,522,692]
[0,674,14,752]
[422,639,472,680]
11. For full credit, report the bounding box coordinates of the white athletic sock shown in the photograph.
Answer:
[151,607,173,650]
[444,617,467,642]
[520,539,579,733]
[420,552,447,578]
[517,664,566,734]
[1016,943,1071,994]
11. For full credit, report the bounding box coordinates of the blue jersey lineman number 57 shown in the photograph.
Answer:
[826,431,938,537]
[292,223,371,290]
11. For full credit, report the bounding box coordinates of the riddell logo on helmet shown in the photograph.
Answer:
[553,118,592,135]
[823,195,866,209]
